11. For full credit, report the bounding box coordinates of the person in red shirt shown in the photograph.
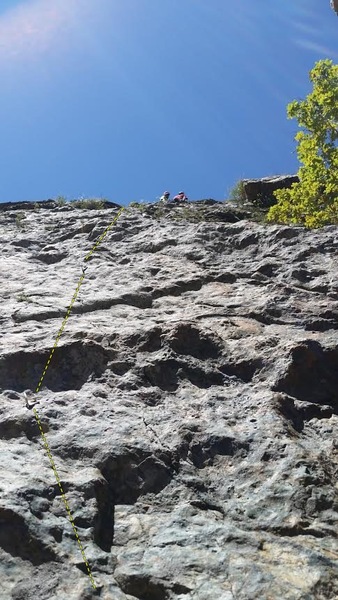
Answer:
[173,191,188,202]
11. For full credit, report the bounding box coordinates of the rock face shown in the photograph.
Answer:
[243,175,300,208]
[0,200,337,600]
[331,0,338,16]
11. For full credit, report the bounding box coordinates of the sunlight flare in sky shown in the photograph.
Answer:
[0,0,88,64]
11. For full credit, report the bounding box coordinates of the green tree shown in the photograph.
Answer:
[266,59,338,228]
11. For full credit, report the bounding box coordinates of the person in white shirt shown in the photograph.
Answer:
[159,191,170,203]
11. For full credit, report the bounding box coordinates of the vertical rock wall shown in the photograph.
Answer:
[0,202,337,599]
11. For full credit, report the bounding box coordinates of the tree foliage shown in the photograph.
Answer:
[266,59,338,228]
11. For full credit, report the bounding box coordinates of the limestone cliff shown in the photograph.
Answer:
[0,200,337,599]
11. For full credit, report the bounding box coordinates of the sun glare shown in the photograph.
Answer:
[0,0,82,63]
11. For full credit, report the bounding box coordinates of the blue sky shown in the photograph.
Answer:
[0,0,337,204]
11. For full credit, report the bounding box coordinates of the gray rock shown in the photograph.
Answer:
[0,200,337,599]
[331,0,338,16]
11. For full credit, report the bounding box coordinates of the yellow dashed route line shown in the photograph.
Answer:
[31,206,125,590]
[33,406,97,589]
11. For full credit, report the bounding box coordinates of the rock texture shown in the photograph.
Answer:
[0,200,337,600]
[243,175,300,208]
[331,0,338,16]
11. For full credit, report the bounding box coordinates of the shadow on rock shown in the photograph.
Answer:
[0,507,57,565]
[98,449,175,505]
[0,340,111,393]
[167,323,222,359]
[273,340,338,410]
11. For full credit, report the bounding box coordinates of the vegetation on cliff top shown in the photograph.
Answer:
[266,59,338,228]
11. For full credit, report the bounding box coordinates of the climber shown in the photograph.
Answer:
[173,191,188,202]
[331,0,338,15]
[159,191,171,203]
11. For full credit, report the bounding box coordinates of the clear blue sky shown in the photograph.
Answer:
[0,0,337,204]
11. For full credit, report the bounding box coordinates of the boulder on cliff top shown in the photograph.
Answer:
[243,174,299,208]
